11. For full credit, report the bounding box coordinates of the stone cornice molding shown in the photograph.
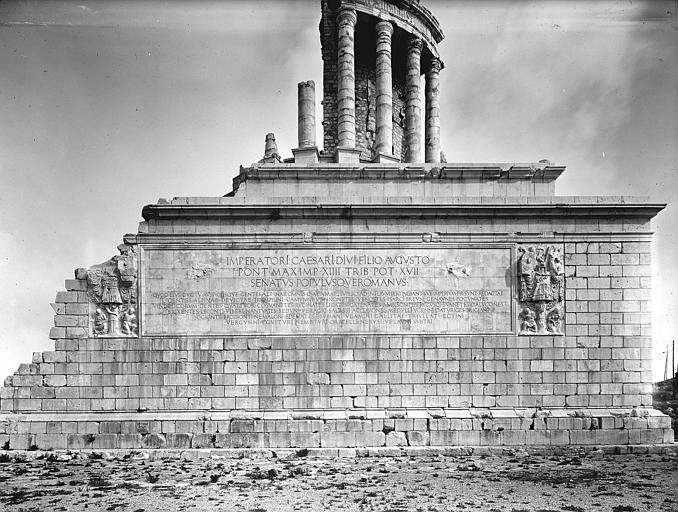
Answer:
[142,202,665,222]
[352,0,444,59]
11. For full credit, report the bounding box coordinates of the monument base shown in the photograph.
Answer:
[1,408,672,451]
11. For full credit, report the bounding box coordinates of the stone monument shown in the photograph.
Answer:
[0,0,673,452]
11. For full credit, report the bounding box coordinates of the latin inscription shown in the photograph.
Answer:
[141,248,512,335]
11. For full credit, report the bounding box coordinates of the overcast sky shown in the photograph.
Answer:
[1,0,677,381]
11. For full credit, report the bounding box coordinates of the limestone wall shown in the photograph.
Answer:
[0,240,655,415]
[0,196,671,450]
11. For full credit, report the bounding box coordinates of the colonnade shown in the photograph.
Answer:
[336,5,441,163]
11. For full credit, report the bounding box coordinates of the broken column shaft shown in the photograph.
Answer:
[298,80,316,148]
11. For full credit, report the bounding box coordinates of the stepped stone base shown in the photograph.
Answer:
[3,444,678,462]
[1,408,672,451]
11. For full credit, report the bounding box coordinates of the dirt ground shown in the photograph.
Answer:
[0,450,676,512]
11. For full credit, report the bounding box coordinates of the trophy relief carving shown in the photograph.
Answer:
[82,245,138,337]
[517,244,564,335]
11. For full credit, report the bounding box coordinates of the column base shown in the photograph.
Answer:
[292,146,320,164]
[335,147,363,164]
[372,152,401,164]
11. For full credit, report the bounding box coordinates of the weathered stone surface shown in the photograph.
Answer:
[142,247,511,336]
[142,433,166,449]
[425,58,441,163]
[374,20,394,158]
[385,431,407,447]
[0,0,670,452]
[336,5,357,150]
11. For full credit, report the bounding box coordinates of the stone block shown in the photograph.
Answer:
[663,429,674,444]
[640,429,664,445]
[166,433,193,449]
[67,434,95,449]
[406,431,429,446]
[225,433,267,448]
[55,291,80,303]
[289,432,321,447]
[89,434,117,449]
[384,431,407,447]
[142,434,167,449]
[34,434,68,450]
[9,434,34,450]
[525,430,551,445]
[191,433,217,449]
[49,327,67,339]
[570,430,597,445]
[320,432,356,448]
[500,430,526,445]
[595,430,629,445]
[355,431,384,447]
[550,430,570,446]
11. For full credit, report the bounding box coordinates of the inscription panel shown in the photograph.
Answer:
[141,247,512,336]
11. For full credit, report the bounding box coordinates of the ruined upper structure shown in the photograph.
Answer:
[242,0,563,198]
[319,0,443,163]
[290,0,444,164]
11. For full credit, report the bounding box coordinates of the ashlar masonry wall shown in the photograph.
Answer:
[0,195,672,451]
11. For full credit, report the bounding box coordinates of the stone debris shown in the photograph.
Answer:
[0,453,675,511]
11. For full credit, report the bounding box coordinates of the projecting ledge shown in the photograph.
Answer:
[238,163,566,181]
[141,200,665,222]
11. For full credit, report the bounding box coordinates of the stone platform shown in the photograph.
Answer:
[0,188,673,450]
[2,407,672,451]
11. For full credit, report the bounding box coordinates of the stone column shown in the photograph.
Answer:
[337,5,357,149]
[298,80,316,148]
[374,20,394,157]
[405,36,423,163]
[425,57,442,163]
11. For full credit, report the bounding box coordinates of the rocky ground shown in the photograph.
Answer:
[0,450,676,512]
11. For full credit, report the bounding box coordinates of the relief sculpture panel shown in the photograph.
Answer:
[517,244,565,335]
[78,244,138,337]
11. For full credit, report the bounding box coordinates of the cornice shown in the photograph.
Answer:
[141,202,665,222]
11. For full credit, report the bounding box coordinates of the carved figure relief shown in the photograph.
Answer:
[446,261,471,279]
[519,307,537,334]
[82,245,138,337]
[517,244,565,335]
[188,264,214,280]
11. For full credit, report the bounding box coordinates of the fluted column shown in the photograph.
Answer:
[337,5,357,149]
[298,80,316,148]
[405,36,423,163]
[425,57,442,163]
[374,20,394,157]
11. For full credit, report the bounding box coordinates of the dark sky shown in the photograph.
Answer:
[0,0,676,380]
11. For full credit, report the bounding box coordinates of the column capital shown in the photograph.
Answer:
[407,35,424,53]
[427,57,442,75]
[375,19,394,36]
[337,5,357,26]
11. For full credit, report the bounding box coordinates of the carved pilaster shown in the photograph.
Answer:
[337,5,358,149]
[405,36,423,163]
[517,244,565,336]
[425,57,442,163]
[374,20,394,158]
